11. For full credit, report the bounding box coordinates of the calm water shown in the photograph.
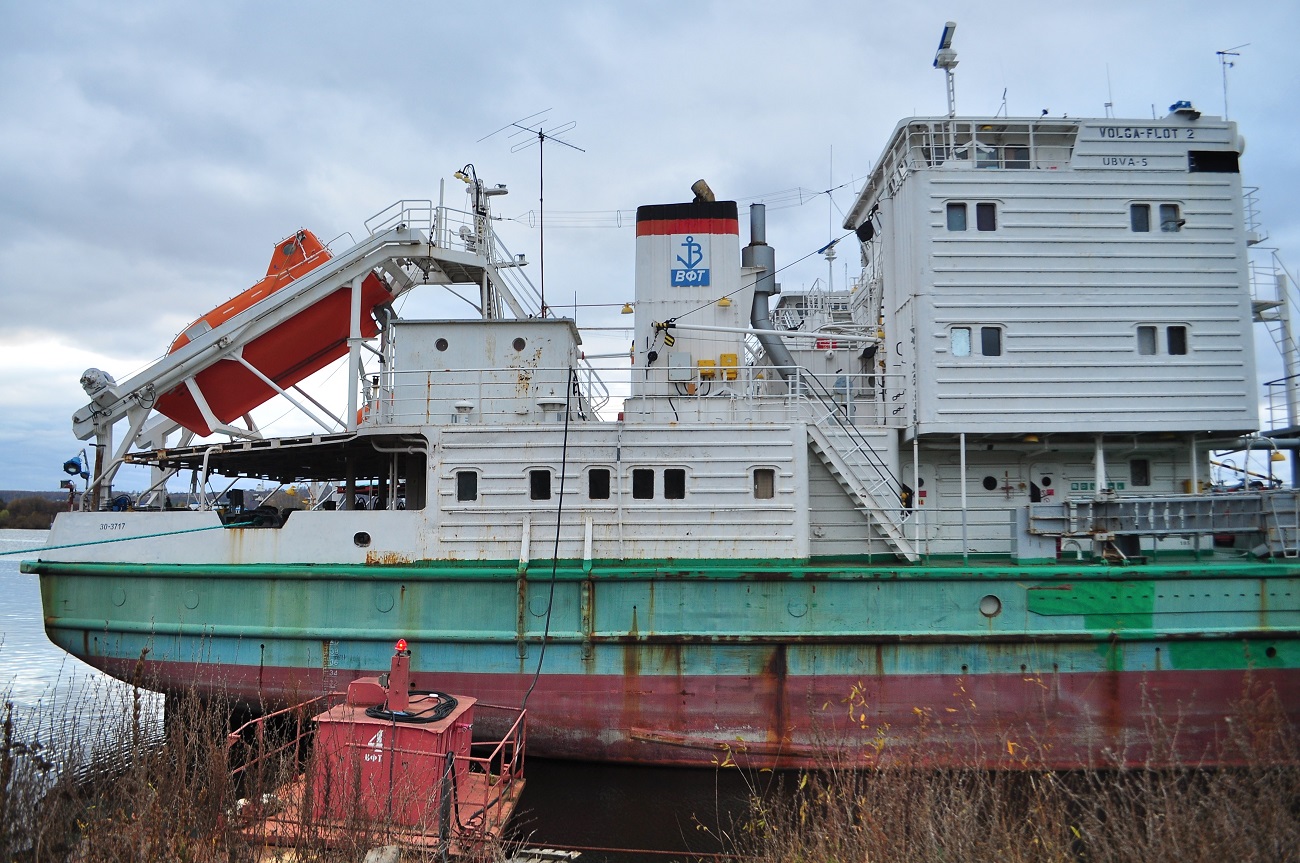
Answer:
[1,529,163,768]
[0,529,755,860]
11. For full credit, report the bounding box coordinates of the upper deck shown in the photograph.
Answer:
[845,110,1242,228]
[843,109,1256,439]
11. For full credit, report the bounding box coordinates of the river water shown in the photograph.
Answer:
[0,529,755,861]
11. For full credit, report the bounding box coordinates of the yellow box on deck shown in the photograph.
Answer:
[720,353,738,380]
[697,359,717,380]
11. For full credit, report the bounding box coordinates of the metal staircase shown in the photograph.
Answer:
[805,420,917,562]
[1265,492,1300,558]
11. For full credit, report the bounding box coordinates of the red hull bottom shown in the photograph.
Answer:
[88,656,1298,769]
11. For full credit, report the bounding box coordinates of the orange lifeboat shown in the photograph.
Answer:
[154,230,392,436]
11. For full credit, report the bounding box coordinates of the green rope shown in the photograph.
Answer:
[0,521,237,557]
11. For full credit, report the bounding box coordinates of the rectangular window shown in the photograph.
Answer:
[976,202,997,232]
[1137,325,1157,355]
[946,202,967,231]
[664,468,686,500]
[1004,146,1030,169]
[753,468,775,499]
[1130,203,1151,232]
[456,470,478,502]
[1166,325,1187,355]
[632,468,654,499]
[951,327,971,357]
[980,326,1002,356]
[588,468,610,500]
[529,469,551,501]
[1130,459,1151,487]
[1159,203,1182,232]
[1188,150,1240,173]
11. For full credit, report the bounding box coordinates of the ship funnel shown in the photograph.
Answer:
[630,197,744,399]
[743,204,795,379]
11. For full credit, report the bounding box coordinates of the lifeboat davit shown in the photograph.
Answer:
[154,229,392,436]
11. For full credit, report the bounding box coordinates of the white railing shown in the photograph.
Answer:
[364,364,909,428]
[364,199,436,236]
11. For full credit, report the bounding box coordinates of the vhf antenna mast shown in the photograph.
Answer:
[933,21,958,119]
[1216,44,1248,119]
[480,109,584,317]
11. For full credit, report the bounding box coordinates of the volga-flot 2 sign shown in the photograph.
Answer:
[670,235,710,286]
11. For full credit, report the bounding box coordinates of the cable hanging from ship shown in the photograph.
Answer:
[522,365,576,710]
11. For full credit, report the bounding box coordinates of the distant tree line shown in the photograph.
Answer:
[0,496,64,529]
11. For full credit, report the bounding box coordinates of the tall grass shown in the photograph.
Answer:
[0,664,514,862]
[725,686,1300,863]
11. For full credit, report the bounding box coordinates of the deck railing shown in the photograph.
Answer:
[369,364,910,428]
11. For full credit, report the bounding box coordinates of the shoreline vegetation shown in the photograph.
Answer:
[0,498,63,531]
[1,662,519,863]
[2,669,1297,862]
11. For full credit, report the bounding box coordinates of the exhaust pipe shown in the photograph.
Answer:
[742,204,795,379]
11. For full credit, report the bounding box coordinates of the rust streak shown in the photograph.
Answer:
[765,644,789,745]
[365,551,412,565]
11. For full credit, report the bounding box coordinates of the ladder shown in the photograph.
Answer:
[806,422,917,562]
[1265,491,1300,558]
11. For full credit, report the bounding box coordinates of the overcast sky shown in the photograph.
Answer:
[1,1,1297,492]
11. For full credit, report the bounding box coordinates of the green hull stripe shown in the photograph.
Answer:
[22,558,1300,582]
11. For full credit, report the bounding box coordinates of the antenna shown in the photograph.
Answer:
[933,21,958,118]
[480,109,585,317]
[1105,65,1115,118]
[1217,43,1248,119]
[826,145,835,293]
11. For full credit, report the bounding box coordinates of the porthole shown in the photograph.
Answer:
[982,476,998,491]
[512,337,527,351]
[435,338,449,352]
[979,594,1002,617]
[354,532,372,548]
[1040,476,1052,487]
[1266,646,1278,659]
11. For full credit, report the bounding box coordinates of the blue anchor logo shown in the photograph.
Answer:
[670,234,711,286]
[677,235,704,270]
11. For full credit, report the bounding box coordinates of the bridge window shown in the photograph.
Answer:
[1130,204,1151,232]
[1137,326,1157,355]
[1004,146,1031,169]
[1160,203,1183,232]
[975,202,997,231]
[456,470,478,502]
[588,468,611,500]
[980,326,1002,356]
[754,468,775,499]
[1166,325,1187,355]
[1189,150,1240,173]
[664,468,686,500]
[946,203,967,231]
[632,468,654,499]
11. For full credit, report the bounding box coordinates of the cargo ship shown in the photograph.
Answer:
[25,92,1300,767]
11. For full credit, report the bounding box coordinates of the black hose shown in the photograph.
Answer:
[363,690,458,724]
